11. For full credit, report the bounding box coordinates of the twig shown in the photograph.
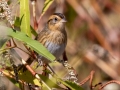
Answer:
[37,15,43,26]
[10,38,33,57]
[99,80,120,90]
[0,46,16,53]
[89,71,95,90]
[31,0,38,30]
[79,70,95,89]
[92,83,102,89]
[0,68,27,86]
[79,70,120,90]
[21,59,52,90]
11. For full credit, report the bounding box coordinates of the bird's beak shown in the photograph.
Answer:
[60,19,67,23]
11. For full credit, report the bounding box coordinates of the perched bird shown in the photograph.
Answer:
[36,13,67,63]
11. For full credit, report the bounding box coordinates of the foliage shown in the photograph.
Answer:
[20,0,31,37]
[0,0,83,90]
[0,0,120,90]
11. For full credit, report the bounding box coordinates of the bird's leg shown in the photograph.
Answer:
[63,51,68,61]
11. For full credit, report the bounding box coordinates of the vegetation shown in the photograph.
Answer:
[0,0,120,90]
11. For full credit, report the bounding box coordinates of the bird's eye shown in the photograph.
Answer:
[54,17,58,21]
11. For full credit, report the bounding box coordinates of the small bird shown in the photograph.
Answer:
[36,13,67,63]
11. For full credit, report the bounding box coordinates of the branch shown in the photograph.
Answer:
[99,80,120,90]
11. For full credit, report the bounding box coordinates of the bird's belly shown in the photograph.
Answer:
[45,41,66,59]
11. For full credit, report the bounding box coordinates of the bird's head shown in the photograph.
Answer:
[47,13,67,31]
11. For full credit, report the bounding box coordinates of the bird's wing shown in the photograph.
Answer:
[36,26,50,46]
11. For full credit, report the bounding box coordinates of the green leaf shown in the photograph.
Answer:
[58,79,84,90]
[39,74,61,89]
[19,70,36,84]
[20,0,31,37]
[8,29,55,61]
[41,0,54,17]
[30,26,37,37]
[14,17,21,27]
[65,81,84,90]
[19,71,61,89]
[14,17,37,37]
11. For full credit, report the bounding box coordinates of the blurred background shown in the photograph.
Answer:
[0,0,120,90]
[30,0,120,89]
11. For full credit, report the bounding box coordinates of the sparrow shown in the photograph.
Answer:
[36,13,67,63]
